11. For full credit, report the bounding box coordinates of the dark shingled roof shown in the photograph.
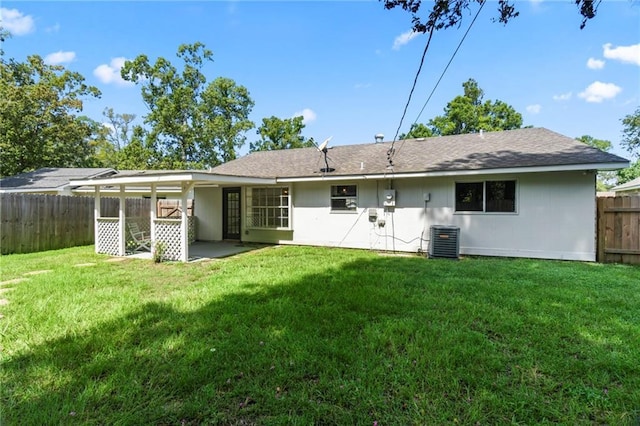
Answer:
[211,128,628,179]
[0,168,116,191]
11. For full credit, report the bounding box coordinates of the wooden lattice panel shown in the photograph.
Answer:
[97,218,120,255]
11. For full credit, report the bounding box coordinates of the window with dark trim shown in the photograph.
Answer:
[331,185,357,211]
[246,187,290,228]
[455,180,516,213]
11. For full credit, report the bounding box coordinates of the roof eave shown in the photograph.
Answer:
[275,161,629,183]
[70,172,276,187]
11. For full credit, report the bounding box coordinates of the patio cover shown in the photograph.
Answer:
[70,171,275,262]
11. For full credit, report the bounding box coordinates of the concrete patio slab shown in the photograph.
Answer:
[122,241,268,262]
[188,241,266,261]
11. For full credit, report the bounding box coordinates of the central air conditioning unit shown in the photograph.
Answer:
[429,225,460,259]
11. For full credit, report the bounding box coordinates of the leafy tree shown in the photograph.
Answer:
[617,160,640,185]
[576,135,612,152]
[399,123,433,140]
[0,28,8,56]
[576,135,616,191]
[83,117,117,168]
[620,107,640,157]
[202,77,255,162]
[121,42,254,169]
[118,126,155,170]
[92,108,154,169]
[426,79,522,136]
[0,54,102,177]
[382,0,599,33]
[611,108,640,185]
[103,107,137,152]
[250,116,315,152]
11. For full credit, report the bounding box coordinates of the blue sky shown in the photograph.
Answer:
[2,1,639,159]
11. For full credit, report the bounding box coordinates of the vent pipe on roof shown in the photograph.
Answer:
[375,133,384,143]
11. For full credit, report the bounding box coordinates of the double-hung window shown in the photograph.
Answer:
[246,187,290,229]
[331,185,358,211]
[455,180,516,213]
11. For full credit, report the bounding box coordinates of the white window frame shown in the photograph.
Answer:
[246,186,291,229]
[454,179,518,214]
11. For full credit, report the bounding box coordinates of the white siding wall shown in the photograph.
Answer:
[196,171,597,261]
[193,187,222,241]
[284,171,596,261]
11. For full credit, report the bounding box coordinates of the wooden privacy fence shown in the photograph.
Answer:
[157,199,194,218]
[0,194,162,255]
[597,195,640,265]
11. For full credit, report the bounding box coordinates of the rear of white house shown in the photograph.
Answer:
[73,128,629,262]
[194,170,597,260]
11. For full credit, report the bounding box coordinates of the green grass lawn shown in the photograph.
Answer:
[1,246,639,425]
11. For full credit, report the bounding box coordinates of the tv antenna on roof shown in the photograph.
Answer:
[317,136,334,173]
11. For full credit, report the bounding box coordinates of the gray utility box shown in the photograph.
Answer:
[429,225,460,259]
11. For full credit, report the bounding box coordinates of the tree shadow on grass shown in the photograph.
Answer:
[2,256,639,425]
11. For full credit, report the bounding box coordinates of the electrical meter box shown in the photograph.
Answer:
[368,208,378,223]
[383,189,396,207]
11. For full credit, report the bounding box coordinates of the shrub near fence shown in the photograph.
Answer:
[0,194,150,255]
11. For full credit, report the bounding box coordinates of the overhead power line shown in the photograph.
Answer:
[389,0,486,164]
[387,27,436,166]
[413,0,486,126]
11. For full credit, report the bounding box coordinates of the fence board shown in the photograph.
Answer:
[597,195,640,265]
[0,194,178,255]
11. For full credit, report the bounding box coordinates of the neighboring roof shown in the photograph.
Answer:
[0,168,116,193]
[211,128,628,179]
[612,176,640,193]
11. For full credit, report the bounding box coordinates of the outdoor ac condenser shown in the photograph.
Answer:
[429,225,460,259]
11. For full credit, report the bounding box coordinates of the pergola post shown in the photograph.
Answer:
[94,186,101,254]
[150,184,157,245]
[118,185,126,256]
[180,183,194,262]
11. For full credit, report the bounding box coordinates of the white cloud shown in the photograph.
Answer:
[354,83,372,89]
[44,51,76,65]
[293,108,317,124]
[93,57,133,87]
[0,8,35,35]
[578,81,622,103]
[603,43,640,66]
[586,58,605,70]
[526,104,542,114]
[552,92,572,101]
[45,23,61,33]
[392,30,419,50]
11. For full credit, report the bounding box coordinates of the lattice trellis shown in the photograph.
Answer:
[97,218,120,255]
[154,219,182,261]
[98,215,196,261]
[188,216,196,244]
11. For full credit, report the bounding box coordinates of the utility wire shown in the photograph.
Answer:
[388,27,436,166]
[413,0,486,126]
[391,0,486,162]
